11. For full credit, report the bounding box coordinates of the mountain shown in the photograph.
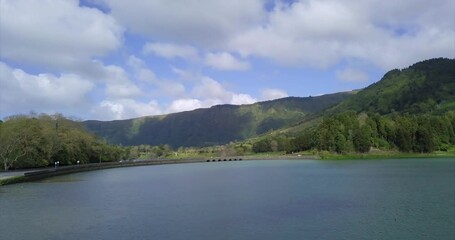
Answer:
[84,58,455,148]
[331,58,455,114]
[83,92,351,147]
[252,58,455,155]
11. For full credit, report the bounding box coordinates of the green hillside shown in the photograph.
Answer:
[83,92,350,147]
[332,58,455,114]
[249,58,455,155]
[84,58,454,151]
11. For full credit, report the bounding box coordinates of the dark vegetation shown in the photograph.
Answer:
[253,112,455,154]
[332,58,455,114]
[0,114,127,170]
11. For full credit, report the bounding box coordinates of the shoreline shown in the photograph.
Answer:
[0,158,206,186]
[1,153,454,186]
[0,155,318,186]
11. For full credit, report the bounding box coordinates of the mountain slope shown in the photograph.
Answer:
[245,58,455,155]
[332,58,455,114]
[84,92,350,147]
[85,58,454,148]
[270,58,455,139]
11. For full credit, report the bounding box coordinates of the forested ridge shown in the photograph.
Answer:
[251,58,455,155]
[252,112,455,154]
[84,92,350,147]
[332,58,455,114]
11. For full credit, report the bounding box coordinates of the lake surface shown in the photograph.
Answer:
[1,159,454,240]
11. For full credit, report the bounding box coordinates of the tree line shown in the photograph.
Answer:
[0,114,127,170]
[253,111,455,154]
[2,111,454,170]
[0,113,192,170]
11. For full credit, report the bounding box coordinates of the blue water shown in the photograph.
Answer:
[1,159,454,240]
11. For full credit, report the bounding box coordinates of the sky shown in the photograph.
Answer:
[0,0,454,121]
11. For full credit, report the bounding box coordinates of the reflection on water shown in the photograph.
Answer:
[0,159,454,240]
[37,176,83,183]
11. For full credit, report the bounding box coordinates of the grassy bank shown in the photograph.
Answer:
[0,176,26,186]
[317,150,455,160]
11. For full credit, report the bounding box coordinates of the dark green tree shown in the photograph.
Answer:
[353,125,372,153]
[252,139,272,153]
[394,116,416,152]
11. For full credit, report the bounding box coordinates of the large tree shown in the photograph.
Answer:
[353,125,372,153]
[0,116,43,170]
[0,114,125,170]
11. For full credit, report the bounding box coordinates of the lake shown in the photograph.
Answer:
[1,159,454,240]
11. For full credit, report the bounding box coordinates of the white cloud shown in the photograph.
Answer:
[90,63,145,99]
[96,99,162,120]
[336,68,369,83]
[165,95,256,113]
[166,98,202,113]
[0,0,123,70]
[0,62,94,117]
[204,52,250,71]
[105,82,142,99]
[231,94,257,105]
[192,76,256,105]
[261,88,289,100]
[166,97,249,113]
[136,68,157,83]
[127,55,146,70]
[97,64,130,84]
[228,0,455,69]
[143,42,199,61]
[100,0,453,71]
[103,0,264,47]
[192,77,231,101]
[171,66,201,81]
[229,1,371,67]
[127,55,157,83]
[127,55,187,98]
[158,81,186,98]
[96,0,454,71]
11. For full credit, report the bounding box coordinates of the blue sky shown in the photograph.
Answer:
[1,0,453,120]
